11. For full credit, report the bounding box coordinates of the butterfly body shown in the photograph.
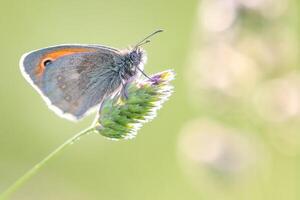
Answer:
[20,44,146,121]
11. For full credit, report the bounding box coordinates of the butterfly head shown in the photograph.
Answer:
[129,47,146,67]
[120,29,163,81]
[119,48,146,81]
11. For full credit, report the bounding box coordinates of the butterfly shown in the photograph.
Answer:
[20,30,163,121]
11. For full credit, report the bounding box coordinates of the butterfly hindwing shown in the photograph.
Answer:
[20,45,123,121]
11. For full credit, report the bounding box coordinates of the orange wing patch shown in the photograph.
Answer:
[36,48,96,76]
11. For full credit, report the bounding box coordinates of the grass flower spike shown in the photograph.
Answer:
[95,69,175,139]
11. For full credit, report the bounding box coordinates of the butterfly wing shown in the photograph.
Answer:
[20,45,123,121]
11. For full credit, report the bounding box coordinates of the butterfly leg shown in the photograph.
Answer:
[121,81,129,99]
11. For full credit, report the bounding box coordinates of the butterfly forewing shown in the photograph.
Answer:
[20,45,123,121]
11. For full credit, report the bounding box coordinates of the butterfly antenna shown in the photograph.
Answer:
[134,29,164,49]
[135,40,151,48]
[136,66,152,80]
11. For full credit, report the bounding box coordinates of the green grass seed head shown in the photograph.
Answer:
[95,69,175,140]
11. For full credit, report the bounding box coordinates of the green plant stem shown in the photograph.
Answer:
[0,127,96,200]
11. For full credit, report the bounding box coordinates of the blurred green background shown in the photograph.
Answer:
[1,0,300,199]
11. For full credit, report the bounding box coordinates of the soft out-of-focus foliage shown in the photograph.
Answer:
[181,0,300,199]
[179,119,269,200]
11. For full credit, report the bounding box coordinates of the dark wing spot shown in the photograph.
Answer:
[43,59,52,67]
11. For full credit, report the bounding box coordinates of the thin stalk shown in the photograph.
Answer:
[0,127,96,200]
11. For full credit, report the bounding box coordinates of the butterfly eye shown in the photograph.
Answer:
[130,52,138,60]
[43,59,52,67]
